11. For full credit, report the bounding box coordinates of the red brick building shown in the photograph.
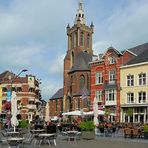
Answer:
[49,1,95,116]
[90,43,148,122]
[0,71,41,122]
[49,88,63,117]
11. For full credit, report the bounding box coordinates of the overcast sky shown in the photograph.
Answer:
[0,0,148,101]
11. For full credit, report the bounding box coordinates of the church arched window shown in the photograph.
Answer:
[71,51,74,67]
[86,34,90,48]
[70,35,72,49]
[79,75,85,90]
[71,34,74,48]
[80,32,84,46]
[74,32,77,47]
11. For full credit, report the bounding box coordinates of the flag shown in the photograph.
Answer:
[81,87,89,107]
[7,90,12,102]
[81,87,89,100]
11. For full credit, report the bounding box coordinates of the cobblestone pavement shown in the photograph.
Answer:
[0,134,148,148]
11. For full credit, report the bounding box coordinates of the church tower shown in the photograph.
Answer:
[63,0,94,112]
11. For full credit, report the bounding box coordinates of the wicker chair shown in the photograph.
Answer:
[124,128,131,138]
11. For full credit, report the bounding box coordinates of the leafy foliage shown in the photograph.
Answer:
[18,120,29,128]
[79,120,95,131]
[144,123,148,132]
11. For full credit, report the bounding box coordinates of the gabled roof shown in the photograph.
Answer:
[50,88,63,100]
[0,71,15,82]
[69,51,92,73]
[125,48,148,65]
[101,46,122,60]
[127,42,148,56]
[106,46,122,56]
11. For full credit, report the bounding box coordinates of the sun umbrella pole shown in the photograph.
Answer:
[14,126,16,132]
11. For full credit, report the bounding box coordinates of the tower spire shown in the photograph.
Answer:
[78,0,83,10]
[75,0,85,25]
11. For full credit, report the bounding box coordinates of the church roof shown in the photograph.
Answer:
[50,88,63,100]
[69,51,92,73]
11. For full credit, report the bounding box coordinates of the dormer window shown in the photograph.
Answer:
[108,56,115,64]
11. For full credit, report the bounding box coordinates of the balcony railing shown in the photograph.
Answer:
[108,80,116,84]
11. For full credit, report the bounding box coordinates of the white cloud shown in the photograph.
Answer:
[49,54,65,74]
[93,0,148,52]
[41,79,62,101]
[93,41,111,55]
[0,0,75,46]
[0,44,45,68]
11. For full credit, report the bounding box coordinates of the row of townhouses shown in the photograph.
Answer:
[49,1,148,123]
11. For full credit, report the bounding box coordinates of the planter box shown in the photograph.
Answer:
[144,132,148,139]
[82,131,95,140]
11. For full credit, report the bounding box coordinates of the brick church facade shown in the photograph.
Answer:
[50,1,95,116]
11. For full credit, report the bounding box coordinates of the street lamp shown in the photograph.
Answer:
[7,69,28,100]
[17,69,28,77]
[11,69,28,84]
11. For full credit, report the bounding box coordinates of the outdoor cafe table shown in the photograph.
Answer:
[7,137,24,148]
[38,133,56,146]
[7,131,20,137]
[31,129,45,133]
[66,131,81,141]
[31,129,45,136]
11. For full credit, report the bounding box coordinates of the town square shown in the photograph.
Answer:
[0,0,148,147]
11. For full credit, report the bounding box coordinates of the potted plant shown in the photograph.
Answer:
[144,123,148,139]
[18,119,29,133]
[79,120,95,140]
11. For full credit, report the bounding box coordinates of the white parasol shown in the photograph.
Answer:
[45,102,50,122]
[11,91,19,132]
[93,97,99,126]
[62,110,82,116]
